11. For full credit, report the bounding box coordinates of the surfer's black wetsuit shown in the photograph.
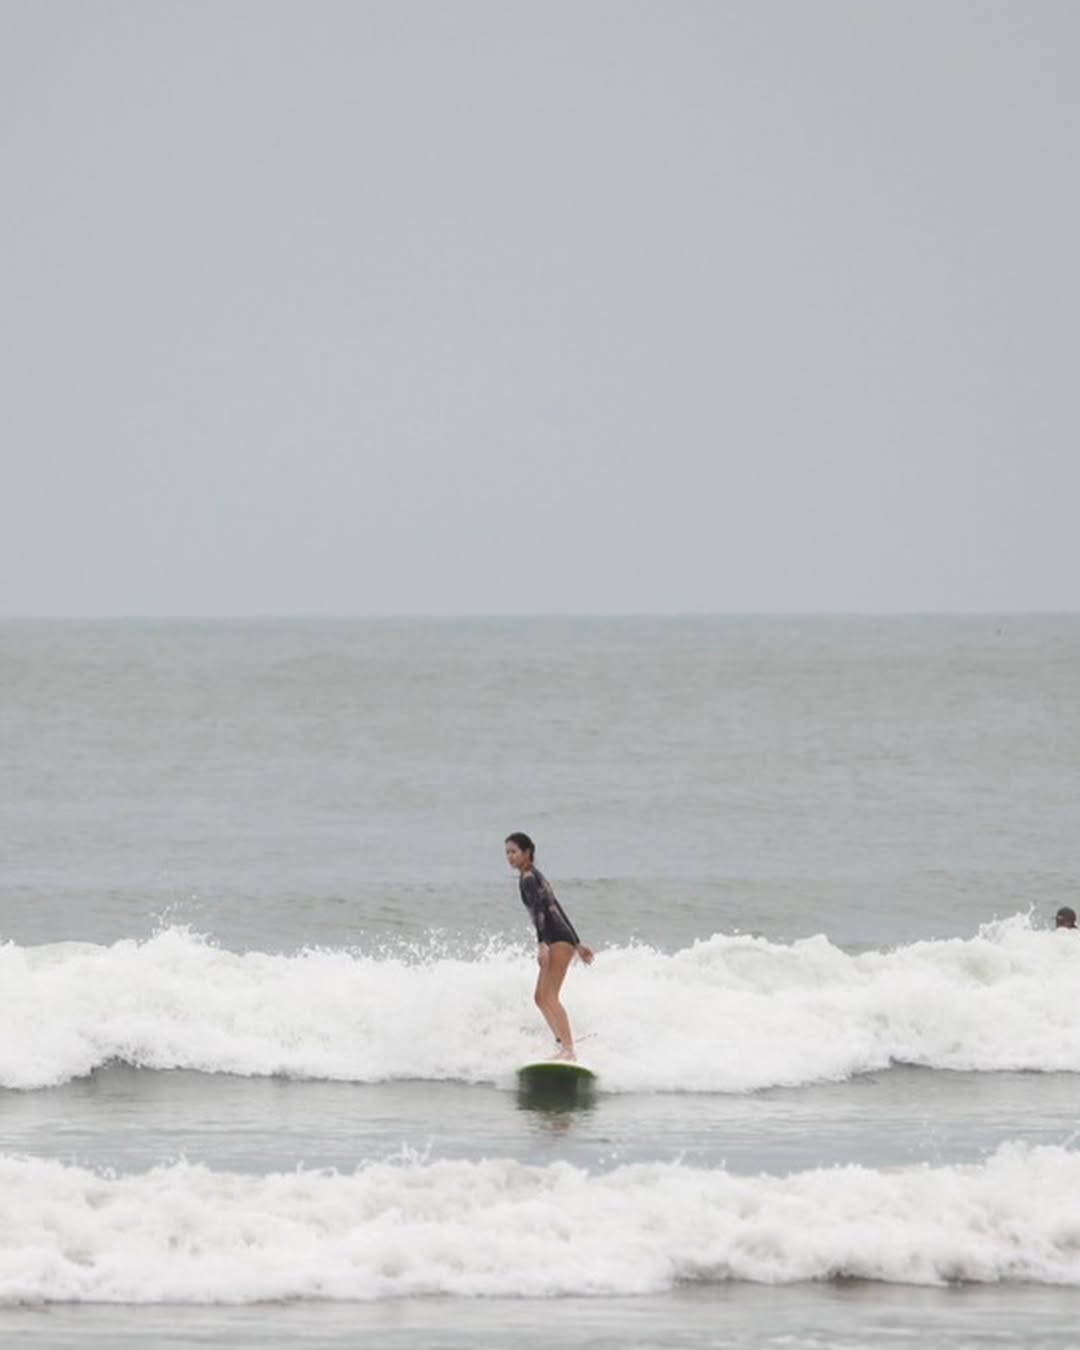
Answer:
[519,868,581,946]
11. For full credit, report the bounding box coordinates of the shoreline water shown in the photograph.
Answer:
[5,1282,1080,1350]
[5,1062,1079,1176]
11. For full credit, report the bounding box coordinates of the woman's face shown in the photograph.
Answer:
[505,841,531,871]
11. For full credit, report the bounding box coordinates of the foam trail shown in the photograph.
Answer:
[2,914,1080,1091]
[1,1144,1079,1303]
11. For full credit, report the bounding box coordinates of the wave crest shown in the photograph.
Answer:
[2,915,1077,1091]
[1,1143,1078,1302]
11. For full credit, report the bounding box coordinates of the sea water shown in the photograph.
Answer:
[1,616,1079,1348]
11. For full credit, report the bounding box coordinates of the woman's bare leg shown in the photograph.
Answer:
[533,969,561,1044]
[536,942,577,1057]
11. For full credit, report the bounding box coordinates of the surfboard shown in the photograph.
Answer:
[516,1060,597,1102]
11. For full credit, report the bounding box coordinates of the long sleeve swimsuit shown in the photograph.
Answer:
[519,868,581,946]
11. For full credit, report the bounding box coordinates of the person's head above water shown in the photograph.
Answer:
[1055,906,1077,929]
[505,832,535,871]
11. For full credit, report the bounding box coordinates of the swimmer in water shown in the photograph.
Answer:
[505,832,594,1061]
[1055,906,1077,930]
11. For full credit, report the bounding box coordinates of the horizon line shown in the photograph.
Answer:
[2,609,1078,622]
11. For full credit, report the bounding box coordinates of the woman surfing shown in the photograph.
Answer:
[505,832,594,1061]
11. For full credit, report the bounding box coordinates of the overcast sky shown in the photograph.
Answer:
[2,1,1078,615]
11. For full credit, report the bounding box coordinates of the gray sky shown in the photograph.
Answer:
[2,1,1078,615]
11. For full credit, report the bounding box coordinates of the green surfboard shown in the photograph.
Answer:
[516,1060,597,1104]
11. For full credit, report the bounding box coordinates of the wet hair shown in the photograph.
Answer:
[505,832,535,858]
[1055,906,1077,928]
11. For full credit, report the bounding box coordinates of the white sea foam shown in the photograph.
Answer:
[1,1144,1079,1303]
[2,915,1079,1092]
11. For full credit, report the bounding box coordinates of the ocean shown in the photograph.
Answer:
[2,615,1079,1348]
